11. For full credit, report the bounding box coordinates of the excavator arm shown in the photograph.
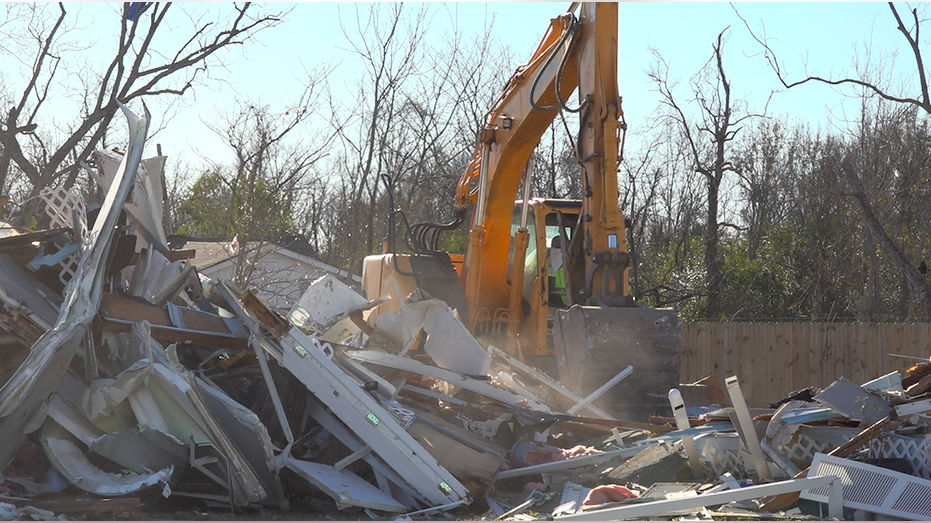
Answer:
[457,3,629,329]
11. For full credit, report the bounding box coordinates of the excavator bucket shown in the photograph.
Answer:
[552,305,682,422]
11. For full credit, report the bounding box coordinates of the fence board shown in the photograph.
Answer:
[811,323,824,387]
[761,323,776,404]
[797,323,812,392]
[680,322,931,408]
[850,323,862,384]
[734,323,748,393]
[883,323,903,375]
[773,324,789,395]
[718,323,731,377]
[826,323,842,385]
[864,323,881,382]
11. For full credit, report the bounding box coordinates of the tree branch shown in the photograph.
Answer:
[843,159,931,318]
[733,2,931,114]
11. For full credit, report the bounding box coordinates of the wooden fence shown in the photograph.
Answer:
[680,322,931,408]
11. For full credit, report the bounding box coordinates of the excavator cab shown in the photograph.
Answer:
[507,199,579,356]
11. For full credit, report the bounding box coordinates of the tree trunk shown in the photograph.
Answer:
[860,232,881,321]
[705,177,722,320]
[844,159,931,320]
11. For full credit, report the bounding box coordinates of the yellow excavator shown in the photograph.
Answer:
[362,3,681,421]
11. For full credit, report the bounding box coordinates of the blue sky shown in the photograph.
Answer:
[4,2,921,169]
[178,2,916,162]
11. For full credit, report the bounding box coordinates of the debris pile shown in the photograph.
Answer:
[3,106,931,521]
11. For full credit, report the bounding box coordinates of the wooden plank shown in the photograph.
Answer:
[748,323,757,401]
[239,288,289,336]
[882,323,901,376]
[838,322,852,381]
[750,323,761,406]
[807,323,818,390]
[97,293,247,350]
[824,323,839,387]
[880,323,894,375]
[910,323,926,360]
[770,322,785,397]
[679,323,707,383]
[776,322,793,394]
[678,323,689,382]
[922,324,931,361]
[742,324,755,405]
[752,323,766,406]
[853,323,864,380]
[733,323,749,404]
[694,322,706,383]
[711,322,723,379]
[793,322,805,393]
[757,322,767,405]
[715,323,739,375]
[99,293,232,334]
[690,323,705,384]
[790,323,804,393]
[811,323,824,387]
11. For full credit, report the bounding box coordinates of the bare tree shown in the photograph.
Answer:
[648,29,765,319]
[162,154,195,236]
[844,158,931,318]
[176,73,331,290]
[736,2,931,318]
[632,120,706,312]
[530,124,580,200]
[231,109,325,286]
[842,100,931,320]
[329,3,429,260]
[733,119,803,259]
[320,3,515,271]
[737,3,931,113]
[0,3,285,225]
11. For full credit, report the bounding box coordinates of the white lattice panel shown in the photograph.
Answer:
[38,186,83,286]
[785,432,834,462]
[697,434,748,478]
[869,434,931,480]
[39,186,82,229]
